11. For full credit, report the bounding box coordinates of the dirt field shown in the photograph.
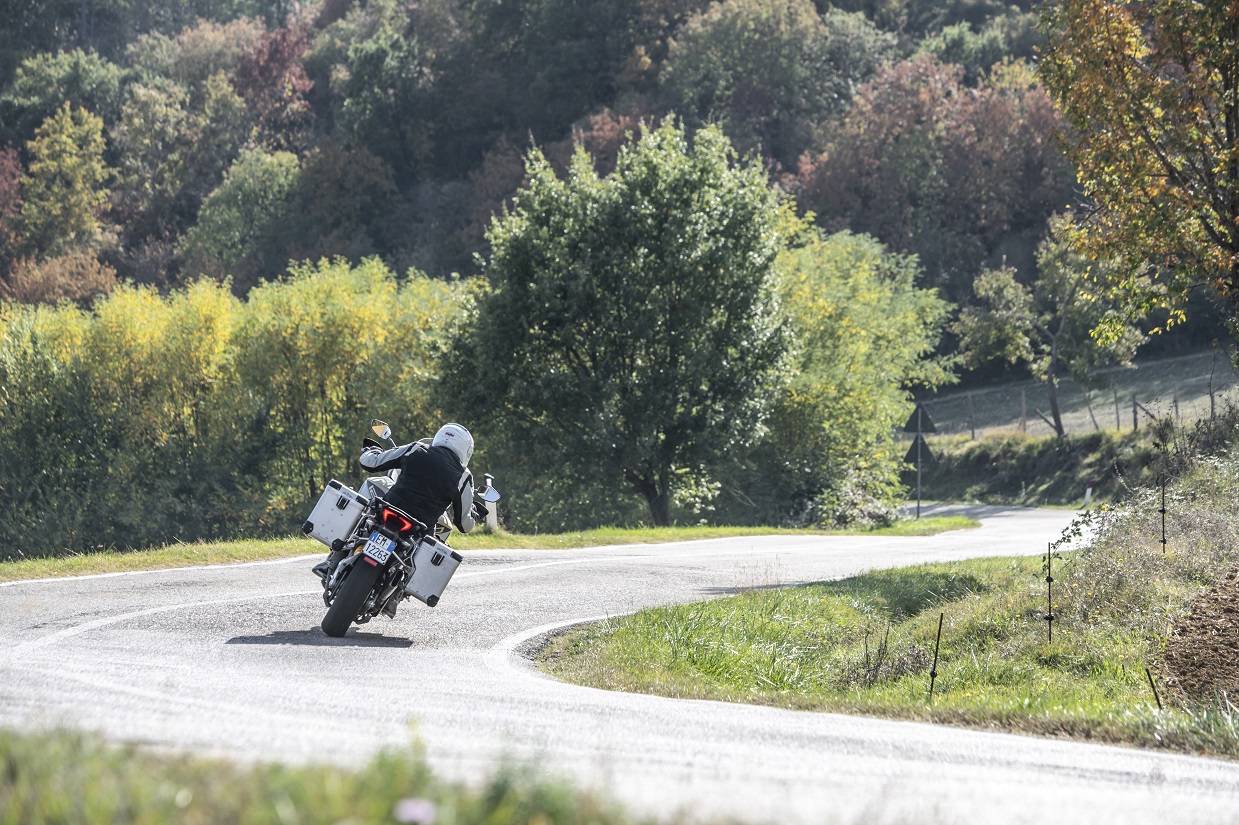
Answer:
[1164,571,1239,704]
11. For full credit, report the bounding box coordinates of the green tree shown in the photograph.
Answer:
[177,147,299,288]
[336,30,433,185]
[0,49,128,150]
[450,120,790,526]
[19,103,114,258]
[235,258,462,507]
[748,221,952,526]
[952,214,1147,437]
[1040,0,1239,341]
[110,80,193,250]
[661,0,896,168]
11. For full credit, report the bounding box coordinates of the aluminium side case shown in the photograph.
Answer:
[303,480,369,551]
[405,535,463,607]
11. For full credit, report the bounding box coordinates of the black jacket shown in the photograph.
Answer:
[359,442,477,533]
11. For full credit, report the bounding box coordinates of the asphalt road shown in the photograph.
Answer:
[3,506,1239,825]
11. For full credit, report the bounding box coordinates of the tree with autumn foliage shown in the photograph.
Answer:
[796,56,1073,303]
[1040,0,1239,342]
[0,146,21,275]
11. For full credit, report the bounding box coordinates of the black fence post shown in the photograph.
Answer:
[1159,475,1168,554]
[928,612,944,702]
[1045,543,1055,644]
[1145,667,1163,711]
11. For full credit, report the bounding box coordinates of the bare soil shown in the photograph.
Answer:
[1164,571,1239,703]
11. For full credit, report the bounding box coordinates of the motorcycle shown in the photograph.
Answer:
[302,419,501,638]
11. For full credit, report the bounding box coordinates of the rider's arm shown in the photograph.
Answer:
[450,469,478,533]
[359,441,424,472]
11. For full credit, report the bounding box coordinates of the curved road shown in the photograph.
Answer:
[2,506,1239,825]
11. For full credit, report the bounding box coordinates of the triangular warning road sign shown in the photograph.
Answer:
[903,403,937,434]
[903,433,936,466]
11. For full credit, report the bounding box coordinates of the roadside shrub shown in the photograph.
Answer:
[0,260,466,558]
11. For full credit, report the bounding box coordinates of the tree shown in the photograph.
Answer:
[294,139,397,260]
[177,147,299,289]
[661,0,896,168]
[110,80,193,248]
[0,146,21,275]
[952,214,1147,437]
[796,56,1073,303]
[128,17,266,90]
[0,49,128,151]
[727,217,952,526]
[232,25,314,153]
[19,103,114,258]
[1040,0,1239,342]
[450,120,790,526]
[336,29,433,185]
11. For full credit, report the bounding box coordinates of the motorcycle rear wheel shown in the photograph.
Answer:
[321,558,383,637]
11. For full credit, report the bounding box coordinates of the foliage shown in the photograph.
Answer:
[127,17,266,90]
[0,259,464,558]
[661,0,896,169]
[234,258,459,505]
[919,20,1009,84]
[177,147,299,288]
[451,120,789,526]
[0,49,128,151]
[0,146,20,273]
[110,79,194,252]
[0,727,642,825]
[232,24,314,152]
[18,103,114,258]
[727,222,953,526]
[335,29,433,185]
[1040,0,1239,343]
[0,250,118,306]
[294,139,397,260]
[796,56,1074,303]
[954,214,1147,436]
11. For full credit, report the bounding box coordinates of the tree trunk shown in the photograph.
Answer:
[628,469,672,527]
[1046,326,1066,438]
[643,486,672,527]
[1046,377,1065,438]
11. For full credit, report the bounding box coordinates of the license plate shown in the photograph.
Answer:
[363,533,394,564]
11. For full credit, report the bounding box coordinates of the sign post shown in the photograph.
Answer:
[903,403,937,518]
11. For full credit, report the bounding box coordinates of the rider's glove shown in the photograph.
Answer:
[473,503,489,521]
[362,437,382,451]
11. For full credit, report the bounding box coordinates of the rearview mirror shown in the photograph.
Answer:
[371,419,391,441]
[479,486,501,503]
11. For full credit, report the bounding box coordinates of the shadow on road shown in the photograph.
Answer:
[226,629,413,648]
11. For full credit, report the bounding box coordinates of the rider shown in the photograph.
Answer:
[313,422,486,580]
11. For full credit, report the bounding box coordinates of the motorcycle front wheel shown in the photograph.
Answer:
[321,558,383,637]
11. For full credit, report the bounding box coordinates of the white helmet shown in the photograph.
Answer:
[432,423,474,465]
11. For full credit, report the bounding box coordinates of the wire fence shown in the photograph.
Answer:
[922,350,1239,439]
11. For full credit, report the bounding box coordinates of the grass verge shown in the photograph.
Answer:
[0,728,646,825]
[0,518,977,583]
[542,453,1239,757]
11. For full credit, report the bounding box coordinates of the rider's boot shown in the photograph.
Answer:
[312,546,349,581]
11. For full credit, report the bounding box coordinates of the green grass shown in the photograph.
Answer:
[541,453,1239,756]
[0,518,977,583]
[0,728,649,825]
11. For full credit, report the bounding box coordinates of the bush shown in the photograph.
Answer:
[0,259,466,558]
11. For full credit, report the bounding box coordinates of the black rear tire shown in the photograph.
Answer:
[321,558,383,637]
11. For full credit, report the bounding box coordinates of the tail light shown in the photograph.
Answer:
[380,507,418,536]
